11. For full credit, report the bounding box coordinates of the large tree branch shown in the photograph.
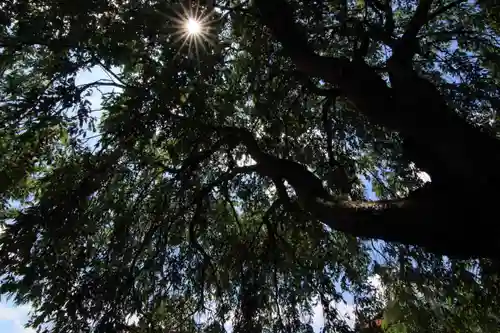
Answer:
[254,0,500,191]
[260,158,500,259]
[395,0,434,58]
[251,0,500,259]
[307,195,500,260]
[230,126,500,259]
[391,0,466,65]
[165,114,500,259]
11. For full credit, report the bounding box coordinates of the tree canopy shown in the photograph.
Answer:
[1,0,500,332]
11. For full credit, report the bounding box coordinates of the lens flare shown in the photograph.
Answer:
[166,3,216,59]
[186,18,201,35]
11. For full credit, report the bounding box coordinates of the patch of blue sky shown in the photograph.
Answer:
[0,299,34,333]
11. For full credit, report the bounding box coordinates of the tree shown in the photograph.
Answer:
[1,0,500,332]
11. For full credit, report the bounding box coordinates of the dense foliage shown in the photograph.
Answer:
[1,0,500,332]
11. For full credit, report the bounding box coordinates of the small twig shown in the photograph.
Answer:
[366,169,398,199]
[98,61,128,87]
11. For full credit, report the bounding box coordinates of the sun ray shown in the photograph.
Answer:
[159,2,217,59]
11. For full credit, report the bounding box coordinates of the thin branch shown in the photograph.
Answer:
[383,0,395,34]
[322,98,336,168]
[371,239,391,264]
[427,0,465,22]
[78,79,126,93]
[222,186,243,233]
[366,169,399,199]
[402,0,434,42]
[98,62,128,87]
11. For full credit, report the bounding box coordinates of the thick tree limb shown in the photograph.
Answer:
[308,195,500,260]
[391,0,465,64]
[254,144,499,259]
[254,0,500,191]
[164,109,500,259]
[214,125,497,259]
[258,155,500,260]
[251,0,500,259]
[393,0,434,63]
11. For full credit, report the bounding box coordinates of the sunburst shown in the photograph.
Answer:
[168,3,216,58]
[186,17,202,35]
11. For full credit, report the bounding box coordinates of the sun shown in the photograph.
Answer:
[186,18,201,35]
[164,3,216,58]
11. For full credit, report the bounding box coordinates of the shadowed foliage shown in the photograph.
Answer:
[1,0,500,332]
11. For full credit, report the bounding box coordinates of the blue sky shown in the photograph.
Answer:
[0,299,34,333]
